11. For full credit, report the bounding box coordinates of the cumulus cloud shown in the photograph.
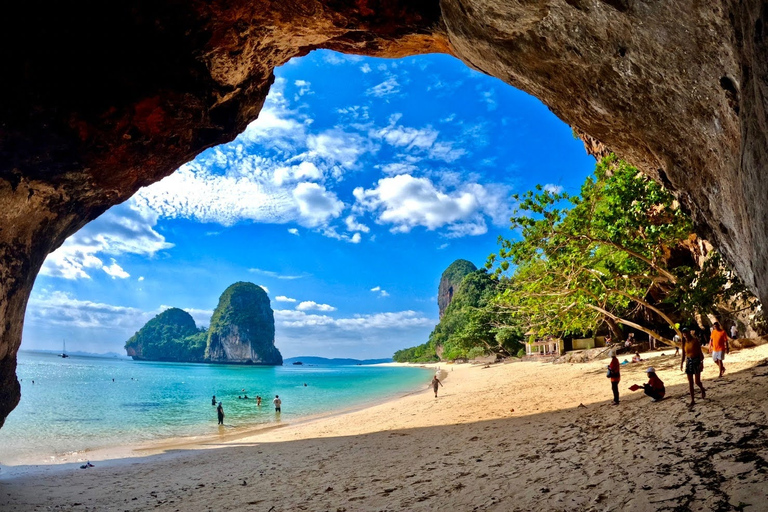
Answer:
[380,162,418,176]
[40,202,172,280]
[288,228,300,236]
[292,182,344,227]
[102,259,130,279]
[344,215,370,233]
[276,296,297,303]
[352,174,514,237]
[360,63,372,73]
[296,301,337,312]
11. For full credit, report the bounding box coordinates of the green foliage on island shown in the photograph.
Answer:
[206,282,283,364]
[394,269,524,363]
[438,259,478,317]
[487,155,761,343]
[124,308,206,362]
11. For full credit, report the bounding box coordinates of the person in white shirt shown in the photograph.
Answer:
[731,325,738,339]
[273,395,282,413]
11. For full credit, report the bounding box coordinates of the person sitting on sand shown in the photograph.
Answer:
[607,350,621,405]
[709,321,730,378]
[632,352,643,363]
[681,328,706,407]
[430,375,443,398]
[630,367,665,402]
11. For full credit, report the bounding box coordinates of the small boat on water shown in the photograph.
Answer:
[59,339,69,358]
[292,361,303,365]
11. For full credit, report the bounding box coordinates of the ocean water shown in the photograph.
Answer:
[0,352,431,465]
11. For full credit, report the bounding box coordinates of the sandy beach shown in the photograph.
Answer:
[4,346,768,511]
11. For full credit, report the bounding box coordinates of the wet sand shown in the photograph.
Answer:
[3,346,768,511]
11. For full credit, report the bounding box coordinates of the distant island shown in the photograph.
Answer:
[125,282,283,365]
[283,356,393,366]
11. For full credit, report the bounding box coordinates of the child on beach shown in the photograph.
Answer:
[709,322,730,378]
[607,350,620,405]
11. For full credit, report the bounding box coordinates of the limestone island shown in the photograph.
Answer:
[125,282,283,365]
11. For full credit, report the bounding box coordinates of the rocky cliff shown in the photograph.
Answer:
[205,282,283,365]
[438,259,477,318]
[3,0,768,428]
[125,308,205,362]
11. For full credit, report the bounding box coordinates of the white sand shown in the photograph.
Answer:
[3,346,768,511]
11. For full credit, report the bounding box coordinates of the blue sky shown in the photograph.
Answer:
[22,51,596,359]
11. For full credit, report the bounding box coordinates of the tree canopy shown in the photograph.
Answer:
[487,155,755,344]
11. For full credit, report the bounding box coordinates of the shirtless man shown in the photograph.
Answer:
[680,329,706,407]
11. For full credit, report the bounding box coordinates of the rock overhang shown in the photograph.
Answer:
[1,0,767,428]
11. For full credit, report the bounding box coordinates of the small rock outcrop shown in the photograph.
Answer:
[125,308,206,362]
[438,259,477,318]
[206,282,283,365]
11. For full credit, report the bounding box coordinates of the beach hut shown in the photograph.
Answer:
[525,337,562,356]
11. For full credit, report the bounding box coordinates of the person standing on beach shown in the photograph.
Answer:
[709,322,730,378]
[681,329,706,406]
[607,350,621,405]
[431,375,443,398]
[216,402,224,425]
[730,324,738,340]
[273,395,281,413]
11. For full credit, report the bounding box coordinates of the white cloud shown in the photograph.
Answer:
[40,202,172,280]
[350,232,362,244]
[544,183,564,194]
[306,129,376,171]
[292,182,344,227]
[374,121,465,163]
[370,286,390,297]
[353,174,514,236]
[345,215,370,233]
[438,243,449,250]
[26,290,151,330]
[380,162,418,176]
[296,301,337,312]
[293,79,312,100]
[276,296,297,303]
[287,228,300,236]
[102,259,130,279]
[138,276,145,281]
[272,161,323,186]
[367,77,400,98]
[360,63,372,73]
[481,89,498,111]
[248,268,307,280]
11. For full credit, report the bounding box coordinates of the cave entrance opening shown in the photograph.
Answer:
[22,49,596,362]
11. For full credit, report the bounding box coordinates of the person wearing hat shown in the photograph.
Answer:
[630,367,666,402]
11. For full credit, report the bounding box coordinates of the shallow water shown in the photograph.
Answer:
[0,352,431,464]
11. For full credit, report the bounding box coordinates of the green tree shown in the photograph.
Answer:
[489,156,753,345]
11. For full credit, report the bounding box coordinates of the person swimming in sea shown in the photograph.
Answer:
[212,395,216,406]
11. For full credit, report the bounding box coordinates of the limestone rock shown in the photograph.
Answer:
[438,259,477,318]
[206,282,282,365]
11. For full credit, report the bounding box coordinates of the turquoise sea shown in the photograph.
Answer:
[0,352,431,465]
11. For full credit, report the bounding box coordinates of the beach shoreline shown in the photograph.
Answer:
[5,346,768,510]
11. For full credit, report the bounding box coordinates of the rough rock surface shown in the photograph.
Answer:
[437,259,477,318]
[2,0,768,427]
[206,282,282,365]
